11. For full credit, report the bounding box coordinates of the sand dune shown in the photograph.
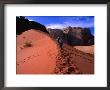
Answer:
[17,29,59,74]
[17,29,94,74]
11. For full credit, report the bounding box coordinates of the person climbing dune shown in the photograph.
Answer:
[56,37,64,49]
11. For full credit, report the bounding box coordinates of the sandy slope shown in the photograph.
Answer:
[17,29,94,74]
[54,44,94,74]
[17,29,59,74]
[74,46,94,54]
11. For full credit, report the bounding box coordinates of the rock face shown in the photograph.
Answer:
[66,27,94,45]
[16,16,49,35]
[47,28,64,40]
[47,26,94,46]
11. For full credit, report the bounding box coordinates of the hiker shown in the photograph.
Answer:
[57,37,63,49]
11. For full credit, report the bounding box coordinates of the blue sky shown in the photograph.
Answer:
[24,16,94,35]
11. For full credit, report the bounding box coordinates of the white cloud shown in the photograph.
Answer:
[46,21,94,29]
[46,16,94,29]
[64,22,94,27]
[46,23,66,29]
[28,19,34,21]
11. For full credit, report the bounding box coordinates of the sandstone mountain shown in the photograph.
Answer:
[47,26,94,46]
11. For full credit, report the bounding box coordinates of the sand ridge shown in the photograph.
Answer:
[17,29,59,74]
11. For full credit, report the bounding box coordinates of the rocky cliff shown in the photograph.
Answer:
[47,26,94,46]
[66,27,94,45]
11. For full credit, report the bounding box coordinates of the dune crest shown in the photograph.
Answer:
[17,29,59,74]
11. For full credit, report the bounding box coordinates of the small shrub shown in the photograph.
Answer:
[24,41,32,48]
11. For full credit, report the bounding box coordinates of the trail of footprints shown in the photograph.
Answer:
[54,45,94,74]
[54,49,81,74]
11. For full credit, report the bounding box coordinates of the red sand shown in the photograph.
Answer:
[74,46,94,54]
[17,29,94,74]
[54,44,94,74]
[17,29,59,74]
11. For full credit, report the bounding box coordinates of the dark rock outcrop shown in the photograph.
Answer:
[16,16,49,35]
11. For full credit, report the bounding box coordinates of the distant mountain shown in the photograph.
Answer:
[47,26,94,46]
[16,16,49,35]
